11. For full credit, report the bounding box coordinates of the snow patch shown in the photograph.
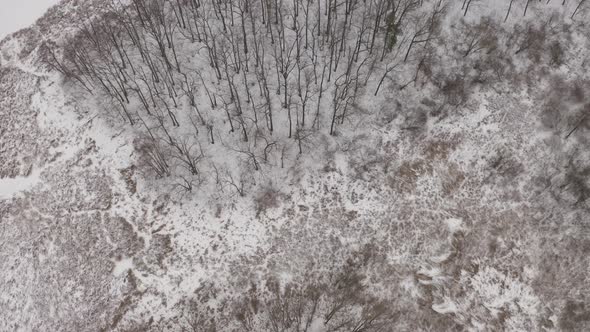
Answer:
[112,257,134,276]
[0,168,42,200]
[432,300,458,315]
[444,218,464,233]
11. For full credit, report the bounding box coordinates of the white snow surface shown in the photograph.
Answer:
[0,168,42,199]
[0,0,60,40]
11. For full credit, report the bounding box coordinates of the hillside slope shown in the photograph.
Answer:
[1,0,589,331]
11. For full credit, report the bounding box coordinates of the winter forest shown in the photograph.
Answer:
[45,0,454,192]
[1,0,589,331]
[42,0,547,193]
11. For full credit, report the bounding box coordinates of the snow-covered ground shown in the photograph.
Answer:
[1,0,589,331]
[0,168,42,199]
